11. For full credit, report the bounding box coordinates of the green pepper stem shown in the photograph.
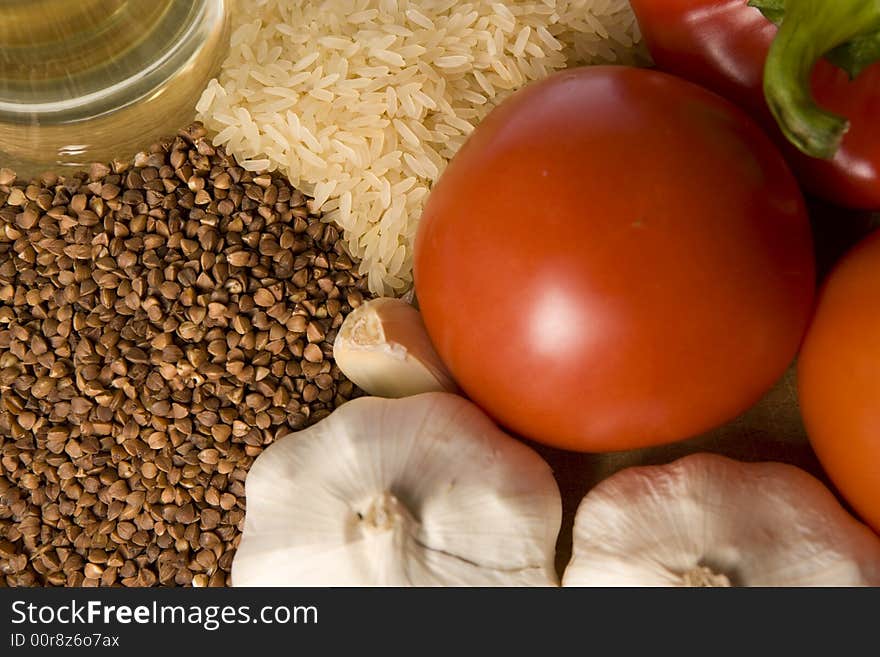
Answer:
[764,0,880,159]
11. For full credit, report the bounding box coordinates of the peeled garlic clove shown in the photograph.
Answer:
[232,392,562,587]
[563,452,880,587]
[333,296,458,398]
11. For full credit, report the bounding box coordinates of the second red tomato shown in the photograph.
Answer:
[414,66,815,453]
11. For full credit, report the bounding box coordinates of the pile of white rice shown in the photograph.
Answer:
[196,0,643,295]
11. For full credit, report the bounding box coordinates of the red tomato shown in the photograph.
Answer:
[798,230,880,533]
[414,66,815,453]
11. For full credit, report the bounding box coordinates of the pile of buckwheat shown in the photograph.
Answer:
[0,123,371,586]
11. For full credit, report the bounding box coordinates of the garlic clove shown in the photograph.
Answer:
[231,392,562,587]
[333,297,458,398]
[562,452,880,587]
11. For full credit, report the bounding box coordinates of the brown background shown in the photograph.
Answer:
[527,198,880,577]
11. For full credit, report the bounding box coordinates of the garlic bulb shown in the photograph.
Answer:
[232,392,562,586]
[333,297,458,398]
[563,453,880,587]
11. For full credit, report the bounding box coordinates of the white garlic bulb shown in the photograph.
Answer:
[563,453,880,587]
[232,393,562,586]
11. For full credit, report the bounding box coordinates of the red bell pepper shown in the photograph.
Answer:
[629,0,880,210]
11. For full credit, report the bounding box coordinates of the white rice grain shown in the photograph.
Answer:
[196,0,644,295]
[241,159,271,172]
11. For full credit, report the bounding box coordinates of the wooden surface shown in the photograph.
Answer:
[528,198,880,578]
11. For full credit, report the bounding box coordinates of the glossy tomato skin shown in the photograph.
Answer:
[798,230,880,533]
[414,66,815,453]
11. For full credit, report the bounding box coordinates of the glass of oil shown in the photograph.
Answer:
[0,0,230,177]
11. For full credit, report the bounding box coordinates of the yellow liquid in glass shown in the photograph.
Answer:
[0,0,230,176]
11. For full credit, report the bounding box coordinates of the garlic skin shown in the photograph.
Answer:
[231,392,562,586]
[333,297,458,398]
[562,453,880,587]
